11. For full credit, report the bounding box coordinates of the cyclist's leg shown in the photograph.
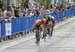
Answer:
[35,26,40,45]
[50,27,54,37]
[42,27,48,41]
[43,31,47,41]
[36,32,40,43]
[42,31,47,39]
[50,21,55,37]
[48,28,51,37]
[42,25,47,39]
[47,25,53,38]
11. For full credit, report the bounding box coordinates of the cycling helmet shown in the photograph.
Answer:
[48,15,55,19]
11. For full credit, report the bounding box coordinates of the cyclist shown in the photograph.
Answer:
[42,15,55,39]
[33,18,46,45]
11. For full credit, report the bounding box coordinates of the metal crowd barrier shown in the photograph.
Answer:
[0,8,75,39]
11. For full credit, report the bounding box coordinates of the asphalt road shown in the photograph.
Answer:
[0,17,75,52]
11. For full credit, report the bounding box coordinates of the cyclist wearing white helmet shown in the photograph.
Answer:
[42,15,55,39]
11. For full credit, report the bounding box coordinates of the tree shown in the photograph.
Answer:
[18,0,26,4]
[0,0,3,8]
[45,0,51,8]
[17,0,29,8]
[34,0,51,9]
[74,0,75,3]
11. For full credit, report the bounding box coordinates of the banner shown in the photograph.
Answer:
[0,24,1,37]
[5,22,11,36]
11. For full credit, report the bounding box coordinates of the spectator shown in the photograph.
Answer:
[52,6,57,14]
[14,7,22,17]
[45,7,52,15]
[34,9,40,16]
[11,6,16,16]
[6,11,15,19]
[0,8,3,19]
[4,9,7,17]
[40,6,46,16]
[25,9,34,17]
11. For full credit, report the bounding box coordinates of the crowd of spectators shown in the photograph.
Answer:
[0,3,75,20]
